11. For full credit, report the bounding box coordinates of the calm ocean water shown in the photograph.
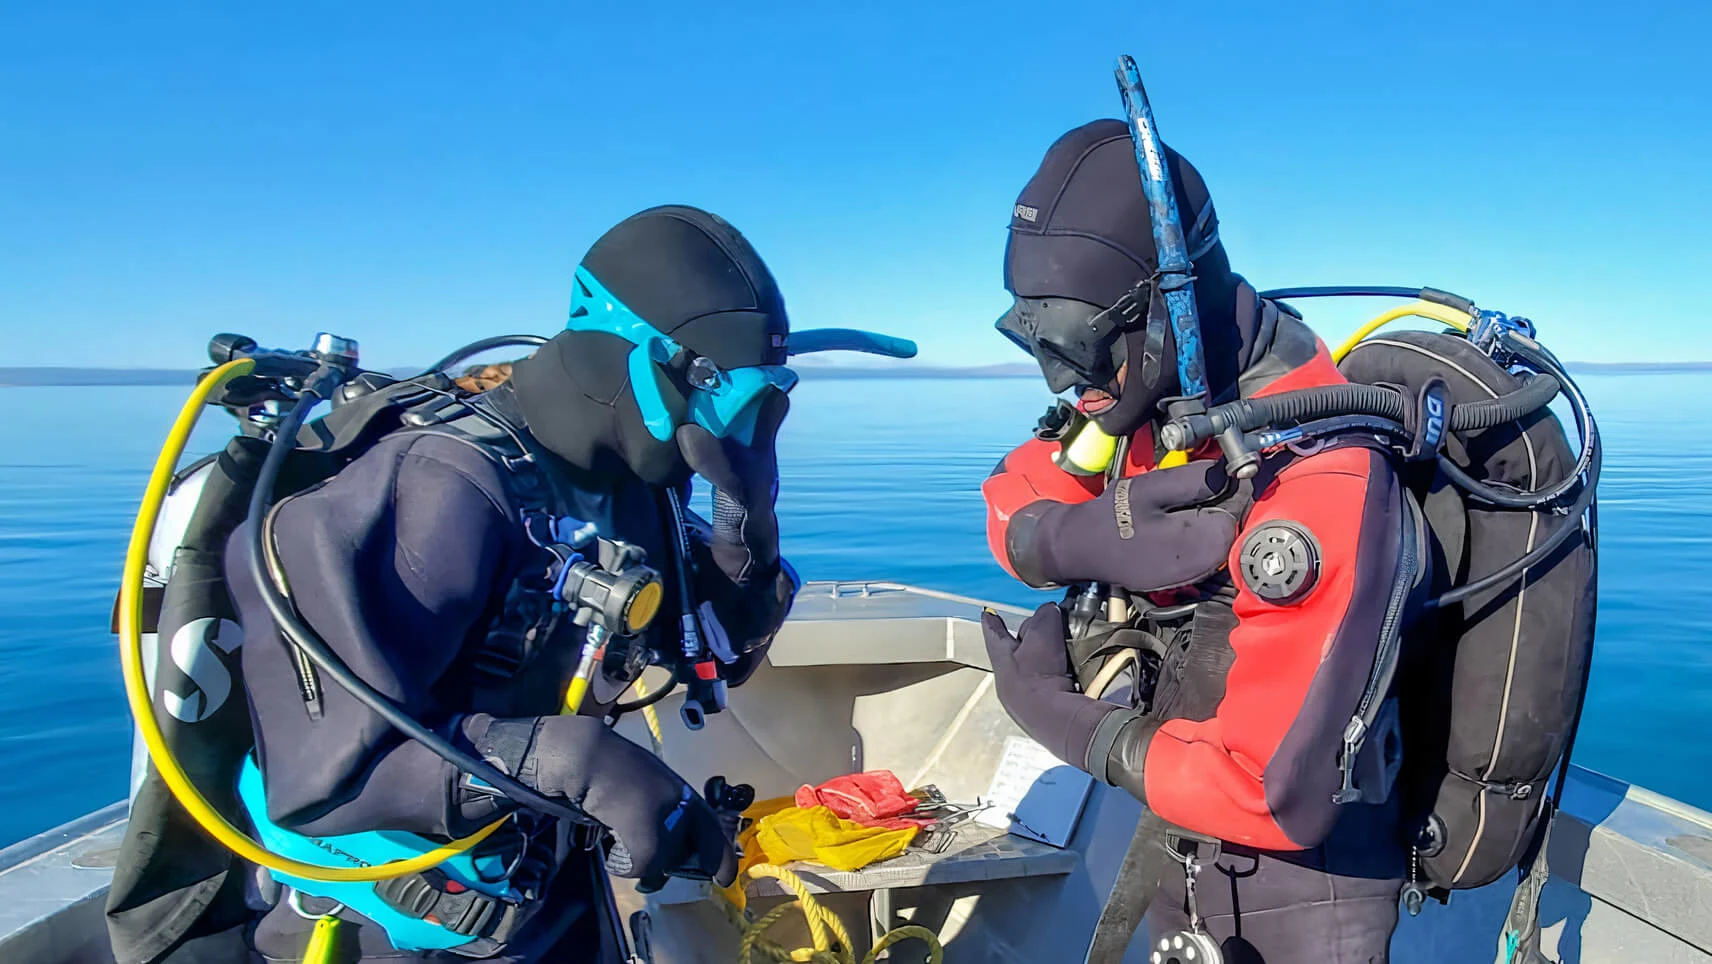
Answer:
[2,374,1709,848]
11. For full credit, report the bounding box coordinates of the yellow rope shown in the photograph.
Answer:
[622,675,937,961]
[722,863,944,964]
[631,677,665,756]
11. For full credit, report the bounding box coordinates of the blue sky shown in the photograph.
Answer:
[2,1,1708,368]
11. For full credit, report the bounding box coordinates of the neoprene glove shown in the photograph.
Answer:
[467,714,738,893]
[1003,460,1239,591]
[982,603,1117,770]
[675,391,789,588]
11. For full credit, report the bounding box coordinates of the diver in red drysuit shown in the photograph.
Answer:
[980,120,1418,964]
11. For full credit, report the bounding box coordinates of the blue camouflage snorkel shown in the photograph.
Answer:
[1114,56,1209,466]
[566,266,917,446]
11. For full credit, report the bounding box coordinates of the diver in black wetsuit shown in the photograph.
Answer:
[226,205,801,962]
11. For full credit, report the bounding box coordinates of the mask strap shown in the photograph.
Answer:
[1186,202,1220,263]
[1137,282,1170,393]
[625,333,683,443]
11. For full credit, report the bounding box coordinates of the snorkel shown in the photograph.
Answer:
[1115,55,1209,471]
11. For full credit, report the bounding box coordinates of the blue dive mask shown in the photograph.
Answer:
[566,266,917,445]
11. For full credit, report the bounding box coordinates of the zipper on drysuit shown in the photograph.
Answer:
[1333,494,1423,804]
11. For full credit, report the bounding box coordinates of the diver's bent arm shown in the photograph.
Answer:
[1094,447,1405,851]
[981,435,1102,584]
[230,434,524,838]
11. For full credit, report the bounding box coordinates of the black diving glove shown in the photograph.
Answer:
[982,604,1118,770]
[675,391,789,588]
[465,714,738,892]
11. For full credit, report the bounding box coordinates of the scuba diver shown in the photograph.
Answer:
[979,59,1596,964]
[106,204,916,964]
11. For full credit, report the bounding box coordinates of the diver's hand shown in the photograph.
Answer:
[1005,460,1238,591]
[981,604,1117,770]
[470,715,737,891]
[675,392,789,587]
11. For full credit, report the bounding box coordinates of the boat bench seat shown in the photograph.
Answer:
[743,824,1076,899]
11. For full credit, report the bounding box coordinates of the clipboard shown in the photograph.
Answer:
[974,735,1094,848]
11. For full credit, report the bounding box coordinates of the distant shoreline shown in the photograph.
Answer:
[4,361,1710,387]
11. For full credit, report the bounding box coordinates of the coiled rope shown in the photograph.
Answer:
[622,681,943,962]
[722,863,942,964]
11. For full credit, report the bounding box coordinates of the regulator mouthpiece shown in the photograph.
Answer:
[1035,400,1119,476]
[1059,421,1119,476]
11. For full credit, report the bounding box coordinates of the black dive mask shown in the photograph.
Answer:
[996,276,1170,398]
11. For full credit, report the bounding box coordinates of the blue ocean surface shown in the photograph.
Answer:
[1,374,1708,848]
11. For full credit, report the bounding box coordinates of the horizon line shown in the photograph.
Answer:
[3,359,1710,387]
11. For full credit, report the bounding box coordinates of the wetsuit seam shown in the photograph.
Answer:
[392,441,516,522]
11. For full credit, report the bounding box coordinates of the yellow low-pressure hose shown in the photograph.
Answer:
[1331,299,1474,363]
[629,677,666,756]
[120,360,504,882]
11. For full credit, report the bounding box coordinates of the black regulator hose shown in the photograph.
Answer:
[1430,336,1602,606]
[610,676,678,719]
[246,376,583,824]
[423,334,549,376]
[1430,433,1600,609]
[1160,373,1563,455]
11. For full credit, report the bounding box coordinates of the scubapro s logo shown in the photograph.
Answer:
[162,617,243,723]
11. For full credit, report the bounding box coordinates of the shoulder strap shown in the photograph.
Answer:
[392,387,565,520]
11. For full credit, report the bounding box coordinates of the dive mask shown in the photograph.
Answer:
[568,265,917,444]
[996,295,1138,394]
[996,200,1222,396]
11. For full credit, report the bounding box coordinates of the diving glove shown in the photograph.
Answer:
[466,714,738,892]
[675,391,788,587]
[981,604,1118,771]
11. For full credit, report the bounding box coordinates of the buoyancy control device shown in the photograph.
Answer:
[109,332,691,963]
[1063,287,1598,964]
